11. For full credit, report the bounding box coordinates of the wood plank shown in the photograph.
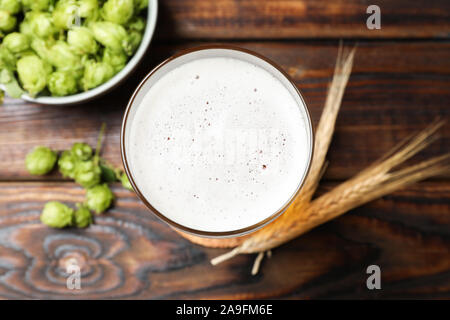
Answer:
[1,41,448,180]
[157,0,450,39]
[0,181,448,299]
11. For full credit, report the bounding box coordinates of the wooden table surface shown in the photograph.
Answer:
[0,0,449,299]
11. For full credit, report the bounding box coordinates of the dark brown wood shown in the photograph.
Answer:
[0,182,448,299]
[1,41,448,181]
[1,0,449,299]
[157,0,450,39]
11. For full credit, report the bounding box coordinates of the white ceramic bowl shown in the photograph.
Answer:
[5,0,158,105]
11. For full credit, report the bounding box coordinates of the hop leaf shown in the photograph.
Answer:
[99,162,118,183]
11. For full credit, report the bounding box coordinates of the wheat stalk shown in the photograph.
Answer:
[296,43,356,205]
[211,44,449,273]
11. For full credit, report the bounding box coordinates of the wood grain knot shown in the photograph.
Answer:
[0,204,205,299]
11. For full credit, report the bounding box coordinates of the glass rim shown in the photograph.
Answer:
[121,44,315,238]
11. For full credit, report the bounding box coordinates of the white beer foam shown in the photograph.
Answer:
[129,57,309,232]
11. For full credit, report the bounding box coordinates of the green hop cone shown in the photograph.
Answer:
[0,0,21,14]
[21,0,51,11]
[128,16,146,32]
[25,146,57,175]
[102,48,127,74]
[74,203,92,228]
[120,172,133,191]
[29,38,51,62]
[127,30,143,55]
[81,59,114,91]
[134,0,148,12]
[21,11,56,39]
[127,16,145,55]
[52,0,80,30]
[74,159,101,188]
[3,32,30,54]
[78,0,100,20]
[86,183,114,214]
[48,42,81,71]
[71,142,93,161]
[101,0,134,25]
[48,71,78,96]
[58,150,78,178]
[17,55,49,96]
[0,45,16,70]
[67,27,98,55]
[40,201,74,228]
[0,10,16,32]
[89,21,131,54]
[32,40,82,76]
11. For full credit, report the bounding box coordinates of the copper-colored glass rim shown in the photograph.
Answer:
[121,44,314,238]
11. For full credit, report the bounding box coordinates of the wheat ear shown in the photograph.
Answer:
[211,43,449,272]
